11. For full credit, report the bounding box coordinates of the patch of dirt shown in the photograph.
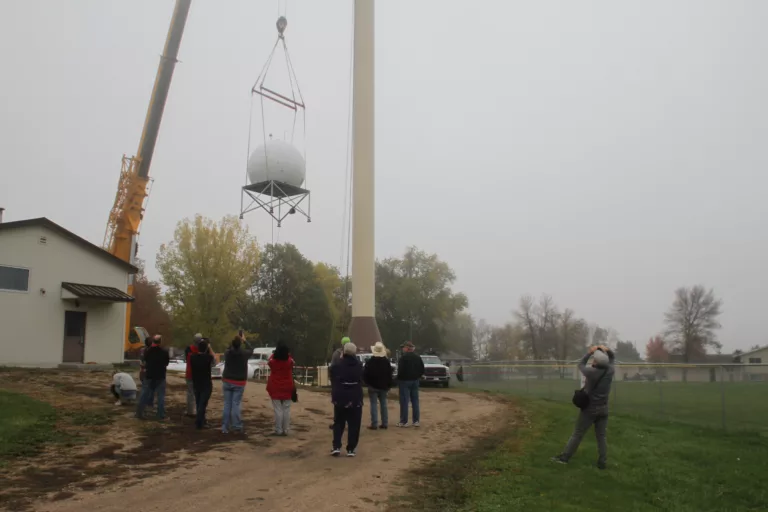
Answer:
[0,370,270,511]
[1,369,513,512]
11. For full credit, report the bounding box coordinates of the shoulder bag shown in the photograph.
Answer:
[572,369,607,410]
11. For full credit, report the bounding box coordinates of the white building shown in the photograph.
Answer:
[0,217,137,367]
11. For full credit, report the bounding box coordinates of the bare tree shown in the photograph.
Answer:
[664,285,723,363]
[515,295,540,360]
[472,319,493,361]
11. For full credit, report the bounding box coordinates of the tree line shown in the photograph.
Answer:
[131,215,469,365]
[131,215,725,366]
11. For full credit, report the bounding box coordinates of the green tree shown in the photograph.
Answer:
[314,262,351,351]
[614,340,642,361]
[235,244,333,365]
[156,215,259,350]
[375,247,468,352]
[442,312,475,358]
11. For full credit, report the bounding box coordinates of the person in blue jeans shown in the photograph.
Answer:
[363,342,394,430]
[135,335,169,420]
[396,341,425,427]
[221,336,250,434]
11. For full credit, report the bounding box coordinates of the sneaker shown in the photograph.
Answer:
[114,400,122,406]
[346,450,356,457]
[331,448,341,457]
[396,422,409,428]
[597,462,606,470]
[368,425,378,430]
[412,421,420,427]
[268,432,282,437]
[380,425,388,430]
[551,456,567,464]
[280,432,288,437]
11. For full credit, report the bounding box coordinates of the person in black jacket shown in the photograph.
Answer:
[135,335,170,420]
[221,336,250,434]
[363,342,393,430]
[396,341,425,427]
[330,342,364,457]
[190,339,216,429]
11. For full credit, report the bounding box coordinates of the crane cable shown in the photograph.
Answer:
[325,2,355,360]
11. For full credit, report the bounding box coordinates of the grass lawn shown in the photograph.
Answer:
[394,397,768,512]
[457,378,768,431]
[0,390,58,463]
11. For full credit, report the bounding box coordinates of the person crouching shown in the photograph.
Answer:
[111,371,138,406]
[330,342,364,457]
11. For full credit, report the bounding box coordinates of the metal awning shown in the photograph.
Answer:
[61,282,134,302]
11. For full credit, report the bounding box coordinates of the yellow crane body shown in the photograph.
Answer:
[104,0,192,357]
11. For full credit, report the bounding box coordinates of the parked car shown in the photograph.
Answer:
[215,347,274,379]
[167,358,186,374]
[420,355,450,387]
[212,362,223,379]
[356,353,398,379]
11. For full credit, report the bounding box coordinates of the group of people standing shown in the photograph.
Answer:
[115,333,295,436]
[328,337,426,457]
[112,332,434,460]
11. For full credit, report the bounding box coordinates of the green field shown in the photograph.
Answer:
[456,376,768,431]
[395,397,768,512]
[0,390,58,463]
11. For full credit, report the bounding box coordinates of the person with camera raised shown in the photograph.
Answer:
[552,345,615,469]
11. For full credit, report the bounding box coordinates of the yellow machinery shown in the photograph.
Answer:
[103,0,192,357]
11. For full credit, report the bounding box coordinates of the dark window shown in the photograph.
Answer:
[0,265,29,292]
[749,357,762,364]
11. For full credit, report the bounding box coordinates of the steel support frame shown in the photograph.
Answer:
[239,181,311,227]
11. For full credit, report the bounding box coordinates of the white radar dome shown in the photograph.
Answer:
[247,139,306,188]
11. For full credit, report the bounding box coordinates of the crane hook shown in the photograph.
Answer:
[276,16,287,37]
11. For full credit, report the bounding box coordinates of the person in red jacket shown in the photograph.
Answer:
[266,342,295,436]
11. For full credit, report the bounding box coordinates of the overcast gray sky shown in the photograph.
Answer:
[2,1,766,352]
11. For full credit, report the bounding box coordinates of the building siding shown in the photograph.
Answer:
[0,225,128,366]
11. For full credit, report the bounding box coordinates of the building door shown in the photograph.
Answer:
[63,311,86,363]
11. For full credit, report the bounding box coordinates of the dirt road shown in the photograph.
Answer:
[25,377,502,512]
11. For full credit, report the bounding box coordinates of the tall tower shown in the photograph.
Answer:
[347,0,381,350]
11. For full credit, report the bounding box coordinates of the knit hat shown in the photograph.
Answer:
[343,342,357,355]
[341,337,351,345]
[593,350,609,368]
[193,333,203,341]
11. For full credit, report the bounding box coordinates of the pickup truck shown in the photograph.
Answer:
[420,355,450,388]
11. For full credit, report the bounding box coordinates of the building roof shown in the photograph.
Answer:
[0,218,138,273]
[62,282,135,302]
[668,353,736,364]
[735,345,768,358]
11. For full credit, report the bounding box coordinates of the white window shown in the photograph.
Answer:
[0,265,29,292]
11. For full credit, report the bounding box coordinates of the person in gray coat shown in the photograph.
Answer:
[553,345,615,469]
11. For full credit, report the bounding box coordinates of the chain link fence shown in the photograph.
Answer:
[453,360,768,431]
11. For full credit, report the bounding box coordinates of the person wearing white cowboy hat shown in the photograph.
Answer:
[363,342,394,430]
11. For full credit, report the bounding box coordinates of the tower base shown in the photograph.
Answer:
[348,316,382,353]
